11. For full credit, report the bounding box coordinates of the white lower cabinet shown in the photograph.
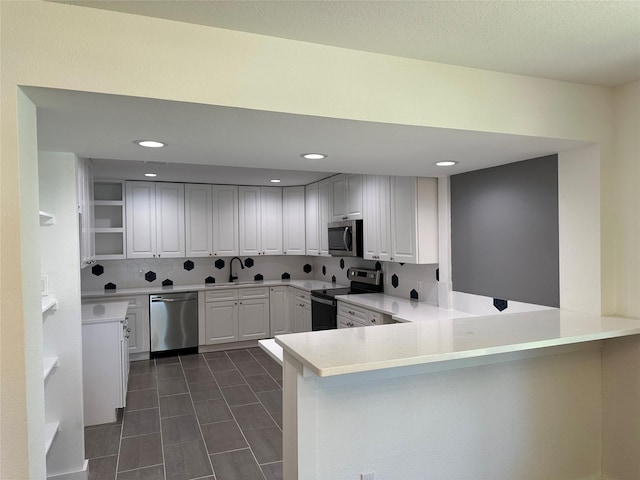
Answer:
[238,298,270,340]
[290,288,311,333]
[205,300,238,344]
[337,301,389,328]
[269,286,289,336]
[83,295,149,355]
[82,318,129,426]
[204,287,270,345]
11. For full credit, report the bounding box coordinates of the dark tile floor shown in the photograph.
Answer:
[85,347,283,480]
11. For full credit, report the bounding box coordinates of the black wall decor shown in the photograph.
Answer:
[451,154,560,307]
[245,258,254,268]
[183,260,194,271]
[144,271,156,282]
[205,276,215,284]
[91,264,104,276]
[162,279,173,286]
[214,259,225,269]
[104,282,116,290]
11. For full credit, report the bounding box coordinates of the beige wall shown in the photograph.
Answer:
[0,1,634,476]
[612,80,640,318]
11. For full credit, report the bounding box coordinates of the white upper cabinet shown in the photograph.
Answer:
[125,182,156,258]
[318,178,332,256]
[77,158,95,267]
[305,182,319,256]
[185,184,239,257]
[126,181,185,259]
[305,179,332,256]
[239,186,282,256]
[260,187,283,255]
[155,183,186,257]
[185,184,213,257]
[331,173,363,221]
[390,176,438,264]
[212,185,239,256]
[363,175,392,261]
[282,186,306,255]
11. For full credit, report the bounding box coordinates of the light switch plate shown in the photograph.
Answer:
[41,276,49,296]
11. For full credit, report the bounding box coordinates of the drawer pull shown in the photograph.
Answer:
[348,310,355,315]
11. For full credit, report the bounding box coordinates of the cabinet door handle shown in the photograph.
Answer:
[371,319,376,323]
[348,310,355,315]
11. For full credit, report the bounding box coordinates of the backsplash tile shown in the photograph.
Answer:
[311,257,438,305]
[81,256,314,291]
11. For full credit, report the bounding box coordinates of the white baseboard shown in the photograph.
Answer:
[47,460,88,480]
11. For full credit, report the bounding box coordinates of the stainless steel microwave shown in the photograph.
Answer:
[328,219,363,257]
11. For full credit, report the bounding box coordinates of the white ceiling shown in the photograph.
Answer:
[28,87,588,185]
[55,0,640,87]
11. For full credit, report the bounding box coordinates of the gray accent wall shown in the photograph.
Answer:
[451,154,559,307]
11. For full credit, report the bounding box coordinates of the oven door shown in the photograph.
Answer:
[311,295,337,331]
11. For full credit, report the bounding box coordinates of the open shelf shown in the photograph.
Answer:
[44,421,60,454]
[43,357,58,381]
[93,180,126,260]
[42,296,57,314]
[39,211,55,226]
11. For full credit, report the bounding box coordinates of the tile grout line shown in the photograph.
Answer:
[182,353,218,480]
[247,350,284,435]
[206,350,268,480]
[153,358,168,480]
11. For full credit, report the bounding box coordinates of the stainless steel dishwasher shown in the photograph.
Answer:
[149,292,198,357]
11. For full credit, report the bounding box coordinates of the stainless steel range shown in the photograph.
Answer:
[310,268,383,331]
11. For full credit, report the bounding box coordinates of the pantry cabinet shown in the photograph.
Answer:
[125,181,185,259]
[239,186,282,256]
[318,178,332,256]
[283,186,306,255]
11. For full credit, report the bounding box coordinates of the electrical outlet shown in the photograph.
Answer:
[361,472,375,480]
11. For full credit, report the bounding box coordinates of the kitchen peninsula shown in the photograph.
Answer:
[277,310,640,479]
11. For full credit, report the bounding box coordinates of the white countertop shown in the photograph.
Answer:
[336,293,476,322]
[82,279,345,298]
[81,301,129,325]
[275,309,640,377]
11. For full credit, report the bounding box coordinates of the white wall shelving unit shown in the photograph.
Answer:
[94,180,126,260]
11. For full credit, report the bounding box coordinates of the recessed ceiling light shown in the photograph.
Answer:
[270,179,281,183]
[144,173,157,177]
[435,161,459,167]
[135,140,166,148]
[301,153,327,160]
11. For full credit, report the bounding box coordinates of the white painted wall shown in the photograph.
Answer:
[38,152,86,478]
[0,1,631,476]
[612,80,640,319]
[558,144,601,315]
[602,336,640,479]
[291,345,603,479]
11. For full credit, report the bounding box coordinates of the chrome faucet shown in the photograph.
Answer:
[229,257,244,282]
